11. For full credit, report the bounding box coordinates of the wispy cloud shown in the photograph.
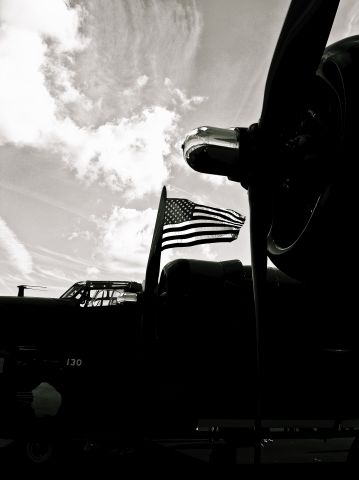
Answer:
[36,266,74,283]
[67,230,91,241]
[329,0,359,42]
[29,246,106,293]
[123,75,149,97]
[75,0,203,122]
[0,180,89,219]
[164,78,207,111]
[346,3,359,37]
[0,216,33,275]
[33,246,95,269]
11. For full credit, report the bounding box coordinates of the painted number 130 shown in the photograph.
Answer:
[66,358,83,367]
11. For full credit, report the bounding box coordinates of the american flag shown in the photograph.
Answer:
[161,198,245,251]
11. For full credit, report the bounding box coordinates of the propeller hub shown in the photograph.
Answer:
[182,124,264,189]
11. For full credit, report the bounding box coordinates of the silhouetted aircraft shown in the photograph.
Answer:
[1,0,359,466]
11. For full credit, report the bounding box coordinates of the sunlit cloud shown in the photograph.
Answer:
[0,0,86,51]
[56,106,178,199]
[199,244,218,261]
[0,0,87,145]
[93,207,157,279]
[0,0,204,199]
[0,24,57,146]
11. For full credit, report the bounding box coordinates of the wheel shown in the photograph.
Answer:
[14,435,69,469]
[24,438,55,465]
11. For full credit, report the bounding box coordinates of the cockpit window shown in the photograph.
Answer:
[60,283,86,299]
[86,288,125,307]
[60,282,140,306]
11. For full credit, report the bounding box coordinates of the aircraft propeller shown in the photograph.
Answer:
[183,0,341,463]
[248,0,340,461]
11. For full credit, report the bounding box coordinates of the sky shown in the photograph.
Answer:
[0,0,358,297]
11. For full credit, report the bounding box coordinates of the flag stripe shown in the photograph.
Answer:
[195,204,244,220]
[162,234,238,250]
[194,206,244,223]
[192,215,244,226]
[162,225,239,239]
[163,219,243,232]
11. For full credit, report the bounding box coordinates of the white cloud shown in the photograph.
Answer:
[159,243,218,271]
[0,217,33,276]
[0,0,204,199]
[137,75,149,88]
[0,25,57,145]
[199,244,218,261]
[0,0,87,146]
[0,17,177,198]
[52,106,178,198]
[93,207,157,277]
[201,174,234,187]
[0,0,86,51]
[47,62,93,109]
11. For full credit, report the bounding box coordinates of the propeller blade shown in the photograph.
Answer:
[248,180,269,464]
[259,0,340,135]
[248,3,339,463]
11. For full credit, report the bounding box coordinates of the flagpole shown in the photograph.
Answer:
[144,185,167,297]
[142,186,167,343]
[137,186,167,433]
